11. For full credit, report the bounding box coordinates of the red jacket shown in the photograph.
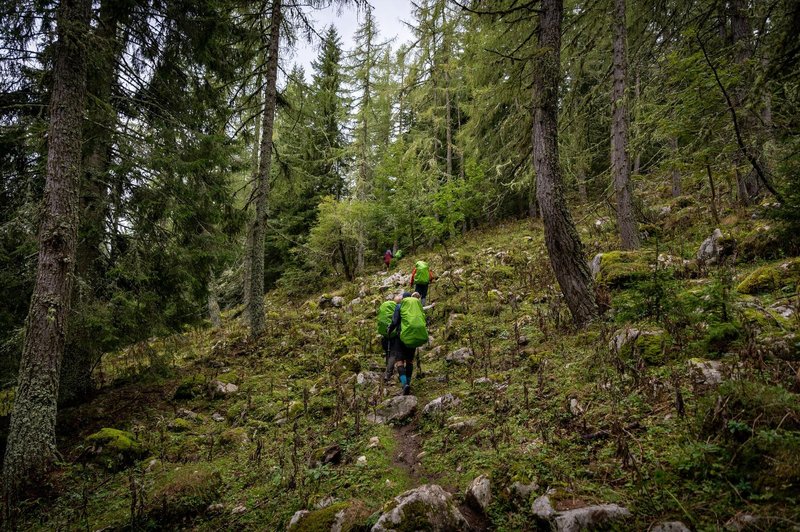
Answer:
[410,267,434,286]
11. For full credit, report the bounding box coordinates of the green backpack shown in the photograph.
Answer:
[377,301,397,337]
[414,261,430,284]
[399,297,428,348]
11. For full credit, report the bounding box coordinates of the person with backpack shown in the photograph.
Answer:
[377,294,402,382]
[383,249,393,271]
[409,260,434,305]
[386,292,428,395]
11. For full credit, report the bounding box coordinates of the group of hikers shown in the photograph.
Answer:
[376,260,435,396]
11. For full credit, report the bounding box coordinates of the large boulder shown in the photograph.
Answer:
[147,463,222,522]
[610,327,670,365]
[592,251,651,288]
[736,258,800,295]
[287,500,370,531]
[367,395,418,424]
[465,475,492,513]
[371,484,471,531]
[422,394,460,416]
[697,228,724,263]
[84,428,147,471]
[445,347,473,365]
[554,504,631,532]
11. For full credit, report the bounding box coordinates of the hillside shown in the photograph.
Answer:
[6,197,799,531]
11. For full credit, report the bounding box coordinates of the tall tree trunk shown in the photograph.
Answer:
[611,0,639,250]
[670,137,682,197]
[731,0,759,204]
[242,72,262,318]
[533,0,597,327]
[247,0,282,337]
[2,0,91,507]
[208,271,222,328]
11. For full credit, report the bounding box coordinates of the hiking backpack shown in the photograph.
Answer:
[399,297,428,348]
[414,261,430,284]
[377,300,397,337]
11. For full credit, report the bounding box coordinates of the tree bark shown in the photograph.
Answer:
[731,0,759,204]
[243,71,262,319]
[247,0,282,337]
[2,0,91,507]
[208,271,222,328]
[533,0,597,327]
[611,0,639,250]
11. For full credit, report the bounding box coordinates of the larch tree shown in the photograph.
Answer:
[533,0,598,327]
[2,0,91,506]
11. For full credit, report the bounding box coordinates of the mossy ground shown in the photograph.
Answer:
[5,200,800,530]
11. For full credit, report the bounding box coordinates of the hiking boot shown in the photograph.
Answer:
[402,384,411,396]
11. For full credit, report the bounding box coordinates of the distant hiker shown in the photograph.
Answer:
[409,260,434,306]
[387,292,428,396]
[377,294,403,382]
[383,249,393,270]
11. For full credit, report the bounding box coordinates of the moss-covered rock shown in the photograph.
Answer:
[219,427,247,447]
[148,463,221,521]
[738,224,795,262]
[595,251,652,288]
[610,327,671,365]
[372,484,470,531]
[168,418,193,432]
[287,500,370,532]
[172,374,205,400]
[737,258,800,295]
[702,322,741,355]
[336,353,362,375]
[84,428,147,470]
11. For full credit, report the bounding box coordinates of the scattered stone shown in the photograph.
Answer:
[531,494,555,520]
[688,358,724,386]
[725,513,762,530]
[465,474,492,513]
[610,327,669,364]
[445,347,473,365]
[554,504,631,532]
[206,503,225,514]
[211,412,225,422]
[211,380,238,396]
[367,395,418,424]
[422,393,461,416]
[770,303,794,318]
[289,500,371,532]
[518,335,529,346]
[367,436,380,449]
[416,451,427,460]
[84,428,147,471]
[697,228,734,264]
[356,371,381,386]
[372,484,470,532]
[288,510,310,529]
[447,417,477,435]
[176,408,198,420]
[652,521,691,532]
[569,398,584,417]
[168,418,193,432]
[473,377,493,386]
[509,480,538,501]
[331,296,344,308]
[231,504,247,514]
[311,443,342,467]
[315,496,337,510]
[356,455,367,465]
[590,253,603,279]
[380,271,406,289]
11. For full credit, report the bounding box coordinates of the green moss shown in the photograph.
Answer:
[337,353,362,375]
[597,251,651,289]
[737,258,800,294]
[168,418,193,432]
[216,370,239,384]
[636,331,670,365]
[85,428,147,470]
[219,427,247,447]
[173,374,205,400]
[148,463,221,522]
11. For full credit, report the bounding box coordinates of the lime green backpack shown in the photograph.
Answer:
[399,297,428,348]
[414,261,430,284]
[377,301,397,337]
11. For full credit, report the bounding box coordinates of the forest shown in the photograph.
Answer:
[1,0,799,529]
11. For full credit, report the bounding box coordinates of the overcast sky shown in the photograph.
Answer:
[288,1,416,76]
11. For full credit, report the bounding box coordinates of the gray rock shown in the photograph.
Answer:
[207,503,225,514]
[509,480,538,501]
[288,510,310,530]
[356,371,381,386]
[531,494,555,520]
[697,228,724,264]
[473,377,493,386]
[422,393,461,416]
[315,496,337,509]
[447,417,477,435]
[211,380,238,395]
[569,398,584,417]
[371,484,470,532]
[380,271,406,289]
[367,395,418,424]
[652,522,691,532]
[331,296,344,308]
[176,408,198,420]
[554,504,631,532]
[688,358,724,386]
[211,412,225,422]
[590,253,603,279]
[725,513,761,530]
[465,475,492,513]
[445,347,473,365]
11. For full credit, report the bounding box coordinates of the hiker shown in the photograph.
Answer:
[409,260,434,306]
[386,292,428,395]
[377,294,403,382]
[383,249,393,270]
